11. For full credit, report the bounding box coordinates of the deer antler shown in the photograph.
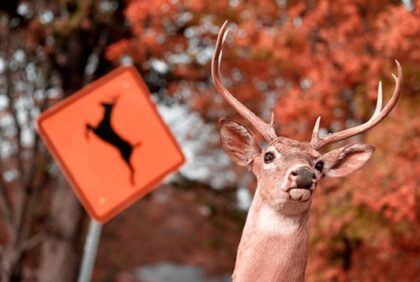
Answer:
[212,21,277,142]
[310,60,403,150]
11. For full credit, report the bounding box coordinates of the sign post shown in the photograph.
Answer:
[37,66,185,280]
[78,220,102,282]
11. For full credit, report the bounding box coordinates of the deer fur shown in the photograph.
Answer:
[212,21,403,281]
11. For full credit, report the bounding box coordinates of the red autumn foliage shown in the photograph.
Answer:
[107,0,420,280]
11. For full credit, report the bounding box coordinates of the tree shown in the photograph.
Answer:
[0,1,128,281]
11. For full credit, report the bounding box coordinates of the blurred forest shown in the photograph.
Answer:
[0,0,419,282]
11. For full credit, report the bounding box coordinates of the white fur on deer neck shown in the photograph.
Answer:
[256,205,301,235]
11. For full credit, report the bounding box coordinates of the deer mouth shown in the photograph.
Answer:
[288,188,312,202]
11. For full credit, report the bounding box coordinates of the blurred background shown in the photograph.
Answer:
[0,0,419,281]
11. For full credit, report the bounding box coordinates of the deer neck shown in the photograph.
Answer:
[233,188,310,282]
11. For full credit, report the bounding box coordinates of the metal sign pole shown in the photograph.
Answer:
[78,219,102,282]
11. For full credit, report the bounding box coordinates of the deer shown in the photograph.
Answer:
[85,96,141,185]
[212,21,402,282]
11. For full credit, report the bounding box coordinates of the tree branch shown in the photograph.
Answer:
[0,178,14,236]
[4,58,25,187]
[19,232,46,253]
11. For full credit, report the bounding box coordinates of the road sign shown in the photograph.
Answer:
[37,66,185,223]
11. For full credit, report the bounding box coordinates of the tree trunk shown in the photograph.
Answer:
[37,174,85,282]
[1,247,17,282]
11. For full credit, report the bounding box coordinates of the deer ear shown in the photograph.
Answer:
[321,144,375,178]
[219,119,260,167]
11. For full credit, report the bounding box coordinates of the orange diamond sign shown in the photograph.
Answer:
[37,66,185,223]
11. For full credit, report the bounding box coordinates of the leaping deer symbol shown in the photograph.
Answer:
[85,95,140,185]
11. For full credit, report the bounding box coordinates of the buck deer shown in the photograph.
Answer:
[85,96,140,185]
[212,21,402,282]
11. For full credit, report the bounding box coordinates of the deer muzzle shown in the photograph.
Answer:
[288,167,316,202]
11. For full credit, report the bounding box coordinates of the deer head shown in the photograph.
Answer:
[213,21,402,216]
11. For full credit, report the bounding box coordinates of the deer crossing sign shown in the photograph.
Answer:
[37,66,185,223]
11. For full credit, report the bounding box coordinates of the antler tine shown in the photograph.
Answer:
[212,21,277,142]
[372,81,383,119]
[270,112,275,127]
[311,60,403,150]
[310,116,321,144]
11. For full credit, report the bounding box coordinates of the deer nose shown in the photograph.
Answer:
[291,167,315,189]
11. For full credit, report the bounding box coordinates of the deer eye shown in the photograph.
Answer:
[264,152,275,163]
[315,160,324,172]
